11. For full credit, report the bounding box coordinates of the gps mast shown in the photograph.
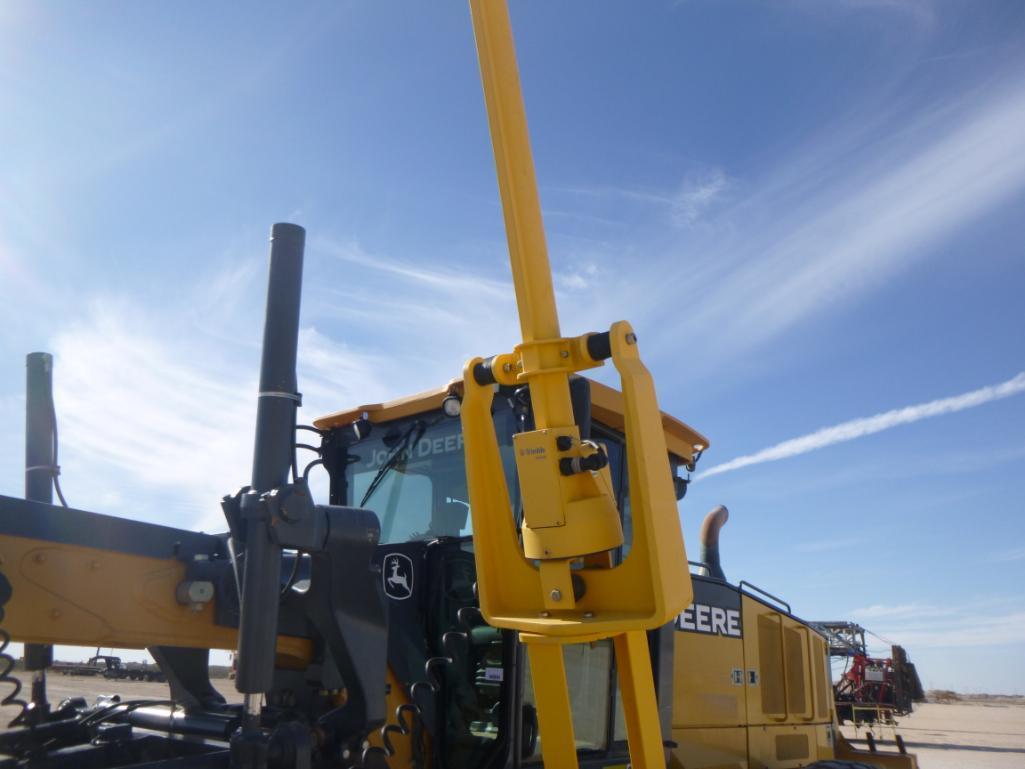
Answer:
[460,2,693,768]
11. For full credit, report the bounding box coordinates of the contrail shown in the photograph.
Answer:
[696,371,1025,480]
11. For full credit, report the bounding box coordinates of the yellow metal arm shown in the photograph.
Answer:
[468,0,573,430]
[0,533,310,666]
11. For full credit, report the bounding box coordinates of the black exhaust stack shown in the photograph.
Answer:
[229,224,387,768]
[23,352,56,723]
[23,352,57,725]
[699,505,729,582]
[233,223,306,756]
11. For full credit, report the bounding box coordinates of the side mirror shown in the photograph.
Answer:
[673,475,688,501]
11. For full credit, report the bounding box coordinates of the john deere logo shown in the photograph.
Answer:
[676,602,742,638]
[383,553,413,600]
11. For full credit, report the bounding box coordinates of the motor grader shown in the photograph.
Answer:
[0,311,920,769]
[0,1,917,767]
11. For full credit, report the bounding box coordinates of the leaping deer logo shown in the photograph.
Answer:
[383,553,413,600]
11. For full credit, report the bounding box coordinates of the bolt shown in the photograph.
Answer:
[502,362,513,373]
[32,552,46,564]
[560,350,569,359]
[539,611,550,618]
[625,333,637,345]
[550,589,562,602]
[583,611,594,619]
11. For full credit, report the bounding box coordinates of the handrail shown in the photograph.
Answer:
[739,580,791,614]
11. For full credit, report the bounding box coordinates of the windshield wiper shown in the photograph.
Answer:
[359,420,426,508]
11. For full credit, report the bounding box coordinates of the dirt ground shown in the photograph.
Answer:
[841,701,1025,769]
[3,675,1024,768]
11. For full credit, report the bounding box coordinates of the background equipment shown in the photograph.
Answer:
[813,622,925,726]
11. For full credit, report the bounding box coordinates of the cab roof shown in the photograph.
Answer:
[313,378,709,465]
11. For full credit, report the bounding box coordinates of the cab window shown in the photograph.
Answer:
[521,640,615,761]
[331,401,519,545]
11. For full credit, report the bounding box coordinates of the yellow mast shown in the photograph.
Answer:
[467,0,573,431]
[462,2,701,767]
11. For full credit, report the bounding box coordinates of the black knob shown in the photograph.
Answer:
[559,448,608,476]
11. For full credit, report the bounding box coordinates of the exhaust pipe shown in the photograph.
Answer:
[699,505,729,581]
[23,352,56,722]
[235,223,306,742]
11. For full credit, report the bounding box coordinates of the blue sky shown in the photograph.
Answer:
[1,1,1023,692]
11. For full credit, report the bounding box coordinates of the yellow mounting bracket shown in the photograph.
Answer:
[462,323,692,635]
[462,1,694,767]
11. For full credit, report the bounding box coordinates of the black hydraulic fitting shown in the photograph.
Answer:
[559,448,608,476]
[473,356,498,386]
[585,331,612,362]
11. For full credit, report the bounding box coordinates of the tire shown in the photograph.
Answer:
[804,762,881,769]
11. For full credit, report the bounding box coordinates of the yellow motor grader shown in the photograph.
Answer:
[0,2,917,768]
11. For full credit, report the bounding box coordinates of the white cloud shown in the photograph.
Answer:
[318,239,510,302]
[32,238,529,532]
[307,236,600,385]
[844,598,1025,652]
[851,603,938,620]
[830,0,936,26]
[534,81,1025,386]
[51,303,257,528]
[991,547,1025,563]
[672,169,730,226]
[296,326,390,417]
[554,263,599,292]
[621,78,1025,372]
[697,371,1025,480]
[45,291,399,531]
[855,604,1025,650]
[549,168,732,229]
[897,612,1025,649]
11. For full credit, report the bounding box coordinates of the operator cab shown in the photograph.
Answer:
[314,378,707,769]
[316,377,704,549]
